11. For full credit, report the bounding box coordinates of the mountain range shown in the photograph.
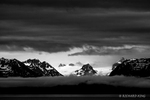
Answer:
[0,58,62,77]
[0,57,98,77]
[1,57,150,77]
[109,57,150,77]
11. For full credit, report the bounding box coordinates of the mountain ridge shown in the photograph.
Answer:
[0,57,63,77]
[109,57,150,77]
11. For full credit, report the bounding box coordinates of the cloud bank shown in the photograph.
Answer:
[0,76,150,89]
[68,44,150,56]
[1,5,150,53]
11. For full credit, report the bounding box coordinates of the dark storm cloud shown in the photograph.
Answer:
[1,4,150,53]
[0,76,150,88]
[1,0,150,10]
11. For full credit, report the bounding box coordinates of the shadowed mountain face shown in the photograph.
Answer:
[0,58,63,77]
[109,58,150,77]
[72,64,97,76]
[23,59,63,76]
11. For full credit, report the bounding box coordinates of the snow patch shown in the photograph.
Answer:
[46,67,54,70]
[24,62,31,66]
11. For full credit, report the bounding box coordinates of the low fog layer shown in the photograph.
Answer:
[0,76,150,88]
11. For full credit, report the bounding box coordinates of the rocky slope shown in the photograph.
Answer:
[72,64,97,76]
[23,59,63,76]
[0,57,63,77]
[109,57,150,77]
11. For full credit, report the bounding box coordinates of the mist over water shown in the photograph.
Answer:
[0,76,150,88]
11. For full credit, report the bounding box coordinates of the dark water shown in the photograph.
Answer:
[0,76,150,100]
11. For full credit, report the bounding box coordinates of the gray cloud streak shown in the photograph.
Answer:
[68,45,150,56]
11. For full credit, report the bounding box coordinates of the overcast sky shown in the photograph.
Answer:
[1,0,150,74]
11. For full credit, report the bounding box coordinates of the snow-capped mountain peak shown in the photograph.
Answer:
[71,64,97,76]
[23,59,63,76]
